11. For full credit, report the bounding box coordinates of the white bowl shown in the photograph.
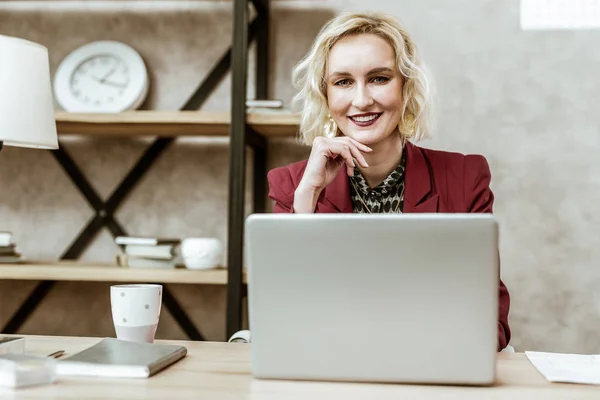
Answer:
[183,257,220,270]
[181,238,222,270]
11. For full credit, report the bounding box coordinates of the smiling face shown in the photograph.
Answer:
[326,33,404,146]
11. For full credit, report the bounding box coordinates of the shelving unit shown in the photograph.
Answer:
[1,0,284,341]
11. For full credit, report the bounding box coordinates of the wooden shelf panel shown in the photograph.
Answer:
[55,111,300,138]
[0,261,246,285]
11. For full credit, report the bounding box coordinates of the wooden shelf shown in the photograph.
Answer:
[0,261,246,285]
[55,111,300,138]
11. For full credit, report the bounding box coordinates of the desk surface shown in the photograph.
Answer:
[2,335,599,399]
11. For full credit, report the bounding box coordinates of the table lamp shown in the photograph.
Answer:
[0,34,58,152]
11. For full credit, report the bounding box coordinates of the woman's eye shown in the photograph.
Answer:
[372,76,390,84]
[335,79,352,86]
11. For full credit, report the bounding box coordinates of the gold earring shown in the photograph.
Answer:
[324,115,337,138]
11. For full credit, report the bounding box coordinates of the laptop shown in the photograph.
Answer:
[245,213,499,385]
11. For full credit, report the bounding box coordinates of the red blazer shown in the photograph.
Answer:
[267,141,511,351]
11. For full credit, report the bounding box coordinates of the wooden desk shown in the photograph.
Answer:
[3,335,599,399]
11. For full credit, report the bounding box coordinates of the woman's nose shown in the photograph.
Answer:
[351,85,374,109]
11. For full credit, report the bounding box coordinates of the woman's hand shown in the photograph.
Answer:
[293,136,372,213]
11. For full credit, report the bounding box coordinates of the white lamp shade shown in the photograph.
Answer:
[0,34,58,149]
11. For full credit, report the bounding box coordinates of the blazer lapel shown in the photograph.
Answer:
[318,168,353,213]
[403,142,438,213]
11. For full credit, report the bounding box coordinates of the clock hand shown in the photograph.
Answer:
[102,80,127,88]
[99,67,117,83]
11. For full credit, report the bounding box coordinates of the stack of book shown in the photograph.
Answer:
[0,231,22,263]
[115,236,181,269]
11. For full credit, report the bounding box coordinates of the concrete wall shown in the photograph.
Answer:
[1,0,599,353]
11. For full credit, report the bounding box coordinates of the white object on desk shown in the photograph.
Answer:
[526,351,600,385]
[54,41,149,113]
[0,354,56,388]
[228,330,251,344]
[110,284,162,344]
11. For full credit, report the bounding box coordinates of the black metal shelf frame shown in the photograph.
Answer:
[227,0,269,339]
[1,0,270,342]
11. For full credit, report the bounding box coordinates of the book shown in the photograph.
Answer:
[56,338,187,379]
[0,336,25,355]
[0,244,17,254]
[125,244,177,260]
[245,99,284,109]
[127,257,177,269]
[116,254,178,269]
[0,255,22,263]
[0,232,12,247]
[115,236,180,246]
[0,246,22,263]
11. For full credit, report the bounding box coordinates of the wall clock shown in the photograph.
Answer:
[54,41,149,113]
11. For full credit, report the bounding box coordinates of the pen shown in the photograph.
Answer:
[47,350,65,359]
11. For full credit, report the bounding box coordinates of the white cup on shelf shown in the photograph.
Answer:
[180,237,222,270]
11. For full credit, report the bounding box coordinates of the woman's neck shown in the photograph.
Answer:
[357,133,404,188]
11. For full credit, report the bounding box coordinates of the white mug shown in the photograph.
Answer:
[110,284,162,343]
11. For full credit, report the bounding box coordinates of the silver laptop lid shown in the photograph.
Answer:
[245,213,498,385]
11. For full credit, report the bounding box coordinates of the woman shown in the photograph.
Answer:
[267,12,511,351]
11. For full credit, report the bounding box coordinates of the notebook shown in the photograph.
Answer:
[56,338,187,379]
[115,236,180,246]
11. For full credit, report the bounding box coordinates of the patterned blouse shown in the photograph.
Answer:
[350,152,406,214]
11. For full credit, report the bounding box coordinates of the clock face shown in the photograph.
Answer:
[54,41,149,113]
[70,55,131,108]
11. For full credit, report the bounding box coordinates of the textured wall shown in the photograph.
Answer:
[0,1,322,342]
[1,0,599,353]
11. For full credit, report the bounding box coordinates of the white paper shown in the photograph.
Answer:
[521,0,600,30]
[526,351,600,384]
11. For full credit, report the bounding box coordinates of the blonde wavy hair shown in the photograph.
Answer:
[292,12,434,145]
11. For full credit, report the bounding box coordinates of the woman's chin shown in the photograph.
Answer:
[341,129,391,146]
